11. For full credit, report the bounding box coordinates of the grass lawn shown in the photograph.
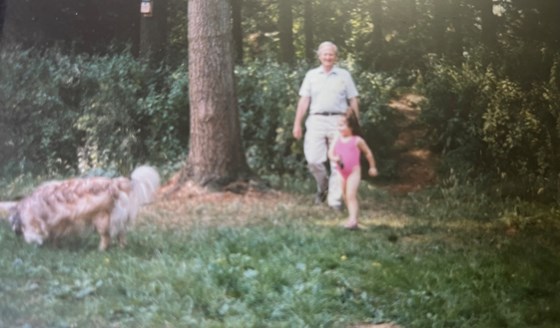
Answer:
[1,181,559,327]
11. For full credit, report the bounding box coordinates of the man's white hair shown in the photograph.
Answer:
[316,41,338,56]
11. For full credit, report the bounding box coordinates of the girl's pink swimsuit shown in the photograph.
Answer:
[334,136,360,179]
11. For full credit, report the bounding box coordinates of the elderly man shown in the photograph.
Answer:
[292,41,359,210]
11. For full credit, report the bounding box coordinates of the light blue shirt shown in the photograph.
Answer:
[299,66,359,114]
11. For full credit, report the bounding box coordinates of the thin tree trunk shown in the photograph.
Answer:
[370,0,384,68]
[431,0,447,55]
[185,0,251,187]
[448,1,464,60]
[0,0,6,45]
[278,0,294,65]
[476,0,497,49]
[303,0,314,63]
[140,0,168,66]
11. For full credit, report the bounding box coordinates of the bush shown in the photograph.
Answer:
[74,57,189,172]
[0,47,189,176]
[0,47,82,174]
[0,48,401,182]
[235,60,307,177]
[235,60,400,178]
[420,54,560,203]
[355,70,401,179]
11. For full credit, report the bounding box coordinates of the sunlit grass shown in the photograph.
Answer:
[1,181,559,327]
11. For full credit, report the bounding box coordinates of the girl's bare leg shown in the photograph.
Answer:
[341,178,347,208]
[344,168,361,228]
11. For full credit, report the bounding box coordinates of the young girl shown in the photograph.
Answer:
[328,111,378,229]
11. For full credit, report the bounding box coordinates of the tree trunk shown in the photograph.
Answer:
[448,1,464,61]
[231,0,243,64]
[369,0,384,69]
[278,0,294,65]
[431,0,447,55]
[185,0,251,188]
[140,0,169,66]
[303,0,314,63]
[0,0,6,45]
[475,0,498,50]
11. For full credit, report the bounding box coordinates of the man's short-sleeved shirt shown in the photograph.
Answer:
[299,66,359,114]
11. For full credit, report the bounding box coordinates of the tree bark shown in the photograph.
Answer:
[185,0,251,188]
[278,0,294,65]
[303,0,314,63]
[140,0,168,65]
[448,1,465,60]
[431,0,447,55]
[475,0,498,50]
[369,0,384,69]
[0,0,6,45]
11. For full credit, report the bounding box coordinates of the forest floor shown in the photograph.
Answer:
[157,93,437,215]
[383,94,438,194]
[151,94,438,232]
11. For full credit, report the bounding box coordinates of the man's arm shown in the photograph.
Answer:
[348,97,359,119]
[293,96,310,140]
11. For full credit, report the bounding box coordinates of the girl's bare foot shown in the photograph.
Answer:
[344,219,359,230]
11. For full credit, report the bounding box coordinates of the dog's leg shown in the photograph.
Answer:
[117,230,127,248]
[94,213,111,251]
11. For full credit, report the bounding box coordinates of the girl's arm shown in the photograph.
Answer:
[328,135,340,162]
[357,137,378,176]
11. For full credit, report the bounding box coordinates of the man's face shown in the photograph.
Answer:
[318,47,337,68]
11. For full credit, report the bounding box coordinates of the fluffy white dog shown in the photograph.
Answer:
[8,166,160,250]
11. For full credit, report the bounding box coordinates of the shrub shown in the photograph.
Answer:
[421,55,560,203]
[0,47,189,176]
[74,57,189,172]
[235,60,307,176]
[235,60,400,178]
[0,48,401,181]
[0,47,82,174]
[355,70,400,179]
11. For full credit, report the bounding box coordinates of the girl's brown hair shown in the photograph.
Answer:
[345,109,363,137]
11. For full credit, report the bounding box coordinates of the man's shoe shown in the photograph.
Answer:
[314,190,328,205]
[330,204,343,212]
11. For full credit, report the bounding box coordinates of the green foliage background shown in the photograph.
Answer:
[0,49,189,175]
[1,2,560,326]
[1,0,560,202]
[421,53,560,202]
[0,50,398,180]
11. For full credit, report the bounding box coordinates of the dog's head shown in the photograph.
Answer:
[8,207,23,236]
[8,206,47,246]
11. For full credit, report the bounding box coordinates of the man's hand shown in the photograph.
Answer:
[293,125,303,140]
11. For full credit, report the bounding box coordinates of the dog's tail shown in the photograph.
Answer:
[110,166,160,238]
[130,165,161,205]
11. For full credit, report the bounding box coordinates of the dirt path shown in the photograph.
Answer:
[155,94,439,206]
[383,94,438,194]
[147,94,437,232]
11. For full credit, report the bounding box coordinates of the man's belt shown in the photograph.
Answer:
[312,112,345,116]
